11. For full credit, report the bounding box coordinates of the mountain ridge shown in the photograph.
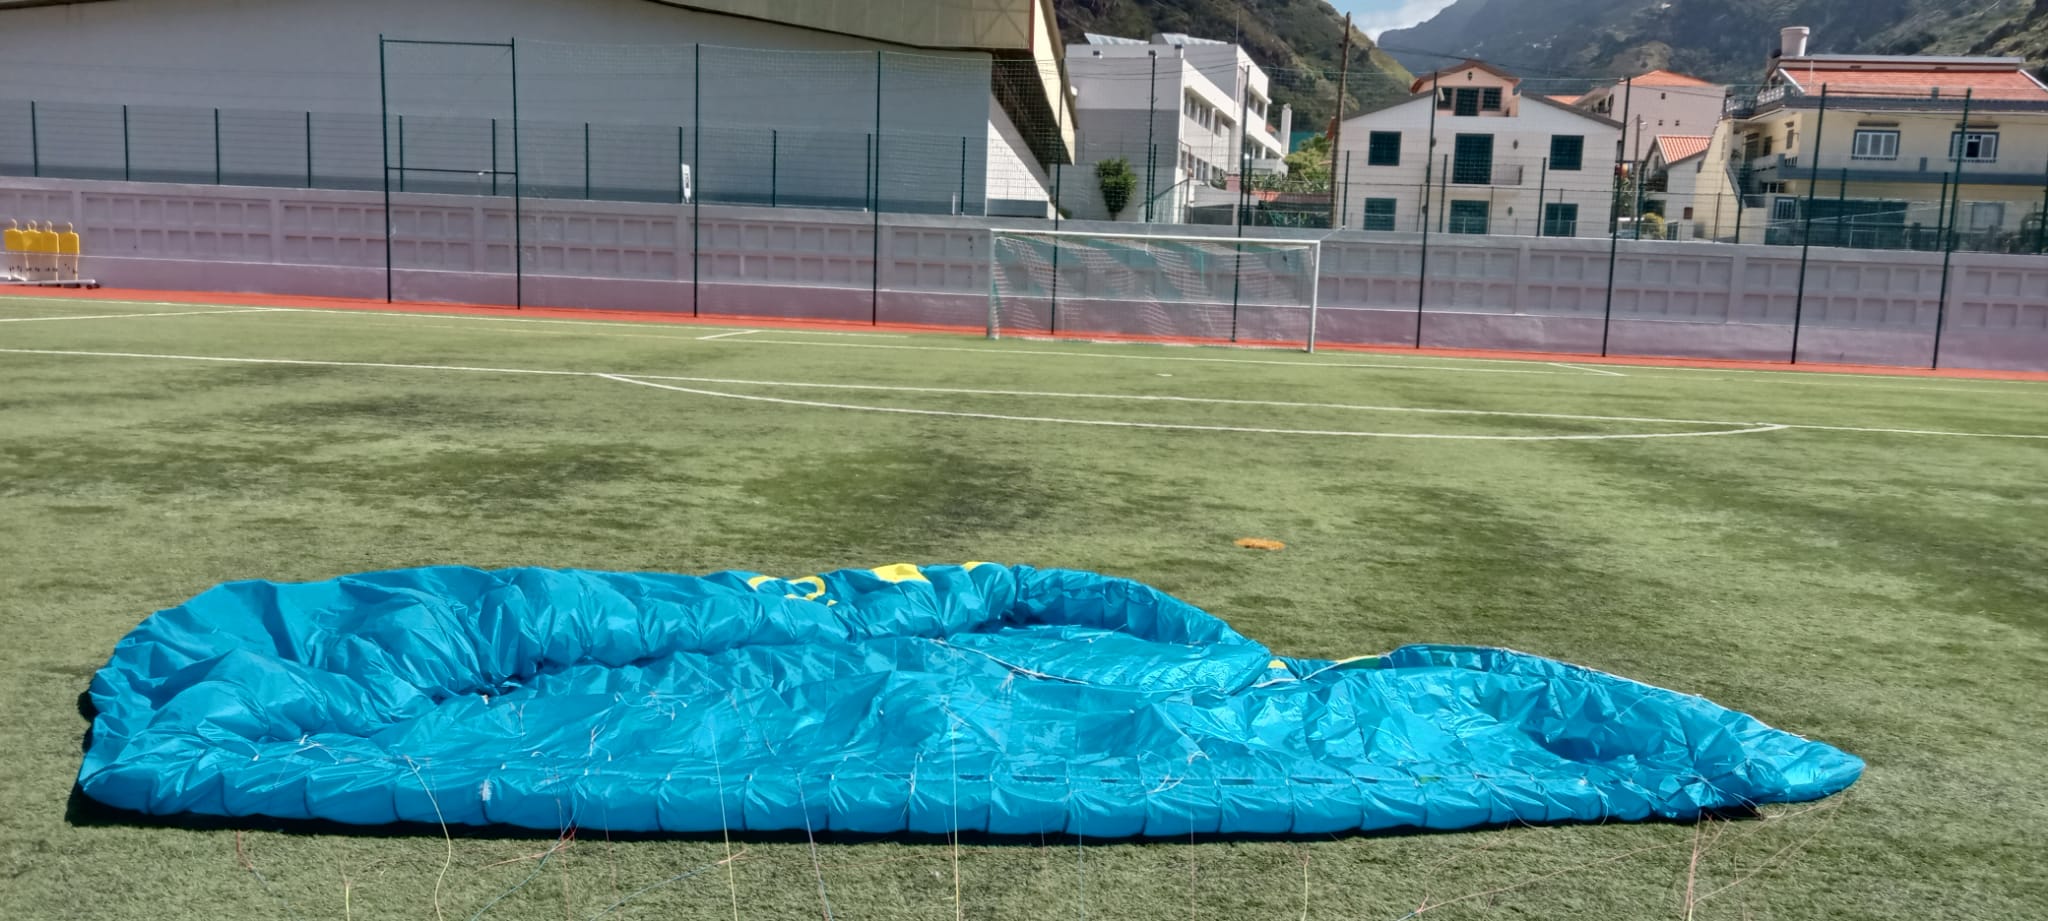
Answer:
[1374,0,2048,89]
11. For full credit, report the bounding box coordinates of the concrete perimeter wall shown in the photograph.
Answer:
[4,176,2045,371]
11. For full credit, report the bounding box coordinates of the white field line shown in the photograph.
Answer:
[1779,423,2048,440]
[266,306,910,338]
[0,307,283,323]
[1549,362,1628,377]
[731,338,1562,375]
[625,373,1754,427]
[695,329,760,340]
[4,346,2044,440]
[278,307,1557,374]
[7,294,2046,392]
[599,375,1789,441]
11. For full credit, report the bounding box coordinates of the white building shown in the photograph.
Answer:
[1063,32,1291,221]
[1335,61,1621,237]
[1573,70,1727,166]
[1643,134,1711,237]
[0,0,1074,217]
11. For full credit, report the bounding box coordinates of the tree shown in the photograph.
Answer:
[1095,158,1138,218]
[1283,134,1332,187]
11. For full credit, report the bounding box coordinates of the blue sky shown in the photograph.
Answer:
[1327,0,1461,39]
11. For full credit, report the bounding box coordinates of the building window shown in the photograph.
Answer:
[1785,127,1797,148]
[1363,198,1397,231]
[1951,131,1999,162]
[1969,201,2005,231]
[1541,202,1578,237]
[1367,131,1401,166]
[1452,134,1493,184]
[1761,135,1774,156]
[1772,197,1799,221]
[1852,130,1899,160]
[1448,200,1490,234]
[1549,135,1584,171]
[1480,87,1502,111]
[1440,87,1484,116]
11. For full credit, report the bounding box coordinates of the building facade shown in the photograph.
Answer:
[1574,70,1726,164]
[1690,26,2048,247]
[1062,32,1291,222]
[0,0,1075,217]
[1336,61,1621,237]
[1643,134,1711,237]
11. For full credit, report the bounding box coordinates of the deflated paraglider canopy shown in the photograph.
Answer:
[79,563,1861,835]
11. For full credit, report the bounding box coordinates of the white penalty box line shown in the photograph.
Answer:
[3,346,2043,439]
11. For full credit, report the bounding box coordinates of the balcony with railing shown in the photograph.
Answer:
[1724,82,2048,118]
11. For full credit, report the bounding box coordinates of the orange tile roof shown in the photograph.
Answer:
[1631,69,1716,87]
[1548,94,1582,105]
[1654,135,1712,164]
[1781,66,2048,100]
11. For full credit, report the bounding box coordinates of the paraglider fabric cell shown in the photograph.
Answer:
[79,563,1862,836]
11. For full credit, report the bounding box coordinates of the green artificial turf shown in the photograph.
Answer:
[1,295,2043,920]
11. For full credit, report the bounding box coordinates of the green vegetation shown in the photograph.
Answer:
[1096,157,1139,217]
[2,294,2045,920]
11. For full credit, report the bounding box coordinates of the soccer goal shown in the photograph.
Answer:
[988,229,1323,352]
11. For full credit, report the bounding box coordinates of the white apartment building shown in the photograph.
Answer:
[1063,32,1290,221]
[1336,61,1621,237]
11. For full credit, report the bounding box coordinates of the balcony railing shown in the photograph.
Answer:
[1725,83,2048,117]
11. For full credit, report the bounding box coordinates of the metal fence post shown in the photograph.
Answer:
[1600,76,1633,356]
[396,113,405,191]
[1835,167,1848,245]
[488,118,497,195]
[378,36,393,303]
[1931,88,1974,369]
[1145,48,1157,222]
[771,129,779,207]
[1790,83,1829,364]
[121,105,130,181]
[957,135,966,215]
[1415,71,1439,348]
[871,50,883,325]
[510,35,523,309]
[1340,151,1351,229]
[213,107,222,185]
[2037,158,2048,254]
[583,122,591,199]
[690,42,700,317]
[1535,156,1548,235]
[306,111,315,188]
[28,100,38,177]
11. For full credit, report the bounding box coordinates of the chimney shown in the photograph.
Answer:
[1780,26,1810,60]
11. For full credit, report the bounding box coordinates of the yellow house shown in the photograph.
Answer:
[1692,26,2048,249]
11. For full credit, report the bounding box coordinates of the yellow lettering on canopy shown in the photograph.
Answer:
[790,575,827,600]
[745,574,775,589]
[869,563,928,583]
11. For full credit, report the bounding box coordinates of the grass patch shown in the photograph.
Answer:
[1,295,2044,919]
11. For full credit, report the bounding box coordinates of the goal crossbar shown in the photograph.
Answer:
[986,229,1323,352]
[990,228,1324,249]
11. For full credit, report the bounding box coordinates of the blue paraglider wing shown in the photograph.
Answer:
[79,563,1861,835]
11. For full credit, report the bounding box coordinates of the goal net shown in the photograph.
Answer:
[988,230,1322,351]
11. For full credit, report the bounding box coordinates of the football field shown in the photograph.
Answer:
[2,293,2043,920]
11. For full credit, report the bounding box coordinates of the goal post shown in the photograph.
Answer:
[987,228,1323,352]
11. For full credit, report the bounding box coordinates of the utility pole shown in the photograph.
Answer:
[1328,13,1351,228]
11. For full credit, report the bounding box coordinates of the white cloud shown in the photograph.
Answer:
[1327,0,1464,40]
